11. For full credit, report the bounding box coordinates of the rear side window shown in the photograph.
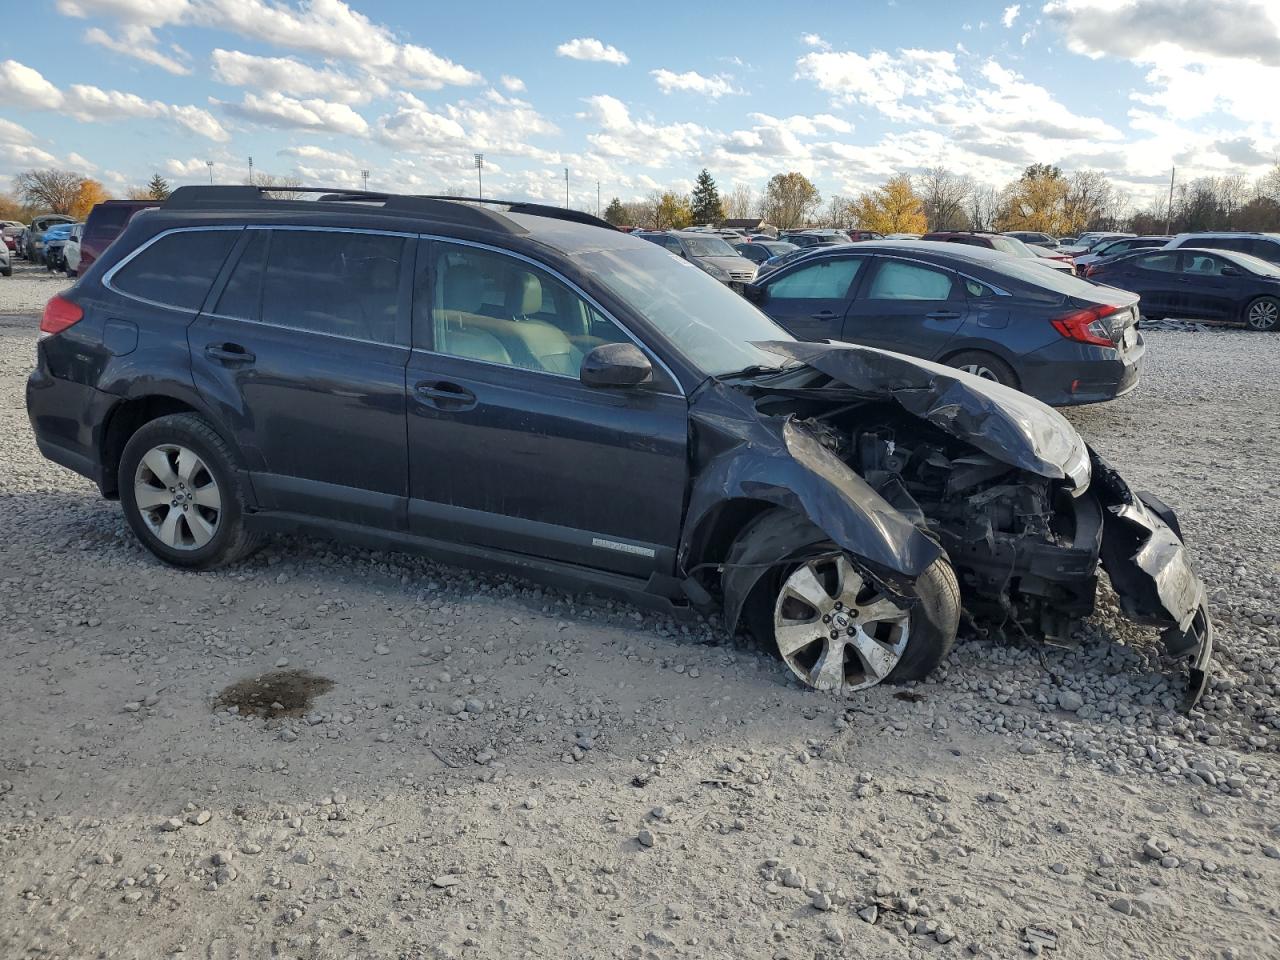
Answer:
[867,260,955,300]
[768,257,863,299]
[1134,252,1179,273]
[1247,240,1280,263]
[111,229,239,311]
[213,230,268,320]
[260,230,405,344]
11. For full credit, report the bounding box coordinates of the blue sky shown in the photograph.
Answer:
[2,0,1278,212]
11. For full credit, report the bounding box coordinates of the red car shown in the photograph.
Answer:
[79,200,160,272]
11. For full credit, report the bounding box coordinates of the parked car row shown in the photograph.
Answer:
[3,200,159,277]
[26,184,1213,705]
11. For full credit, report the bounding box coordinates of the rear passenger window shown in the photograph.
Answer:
[421,244,630,376]
[213,230,267,320]
[111,229,239,311]
[867,261,955,300]
[1248,240,1280,263]
[260,231,405,344]
[1135,253,1179,272]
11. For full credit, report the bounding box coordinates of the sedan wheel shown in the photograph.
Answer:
[133,443,222,550]
[773,555,911,693]
[958,363,1001,381]
[1245,297,1279,331]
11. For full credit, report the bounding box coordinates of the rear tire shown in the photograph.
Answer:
[1243,296,1279,332]
[945,350,1019,387]
[118,413,262,570]
[731,511,960,692]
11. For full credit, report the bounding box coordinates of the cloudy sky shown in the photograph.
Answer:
[1,0,1278,209]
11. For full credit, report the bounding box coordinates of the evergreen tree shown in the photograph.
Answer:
[689,169,723,225]
[147,173,172,201]
[603,197,627,225]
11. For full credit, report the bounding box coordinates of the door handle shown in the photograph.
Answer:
[414,380,476,410]
[809,310,838,320]
[204,343,255,364]
[925,311,962,320]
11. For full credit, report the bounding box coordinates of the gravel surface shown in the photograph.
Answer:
[1,307,1277,959]
[0,262,71,315]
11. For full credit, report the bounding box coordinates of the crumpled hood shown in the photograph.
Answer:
[753,340,1092,491]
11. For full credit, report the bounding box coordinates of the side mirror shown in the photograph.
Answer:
[743,283,768,305]
[1220,265,1241,277]
[580,342,653,388]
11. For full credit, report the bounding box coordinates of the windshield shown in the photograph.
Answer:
[574,242,794,376]
[989,235,1035,258]
[1224,251,1280,277]
[681,236,737,258]
[760,241,798,256]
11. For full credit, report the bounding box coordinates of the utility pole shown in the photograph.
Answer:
[247,156,253,185]
[361,169,369,192]
[564,167,569,209]
[474,154,484,200]
[597,179,601,218]
[1165,166,1175,235]
[206,160,213,185]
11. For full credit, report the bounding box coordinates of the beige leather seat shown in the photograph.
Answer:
[436,264,513,365]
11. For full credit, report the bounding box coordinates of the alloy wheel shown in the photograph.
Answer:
[1247,299,1278,331]
[958,363,1000,381]
[773,555,911,693]
[133,444,222,550]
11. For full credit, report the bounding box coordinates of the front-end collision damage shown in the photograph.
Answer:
[680,381,942,632]
[681,340,1214,708]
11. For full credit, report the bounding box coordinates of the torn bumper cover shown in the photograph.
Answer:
[1091,451,1214,709]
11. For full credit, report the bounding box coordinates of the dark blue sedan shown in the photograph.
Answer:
[744,240,1143,405]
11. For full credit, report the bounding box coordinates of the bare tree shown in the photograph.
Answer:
[250,171,306,200]
[722,183,756,220]
[825,195,856,229]
[966,184,1000,232]
[920,166,972,231]
[1062,170,1116,233]
[14,169,86,214]
[760,172,821,230]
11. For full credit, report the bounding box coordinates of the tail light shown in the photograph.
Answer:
[1051,304,1120,347]
[1084,263,1100,278]
[40,294,84,336]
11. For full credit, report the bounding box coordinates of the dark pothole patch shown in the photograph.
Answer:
[214,670,335,718]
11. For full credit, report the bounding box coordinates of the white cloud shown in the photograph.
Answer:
[56,0,189,24]
[1002,4,1021,28]
[220,91,369,137]
[85,25,191,75]
[0,59,64,109]
[0,117,36,145]
[801,33,830,50]
[796,48,964,121]
[651,69,740,98]
[555,37,629,65]
[500,75,525,93]
[211,49,382,104]
[375,92,467,148]
[578,95,705,166]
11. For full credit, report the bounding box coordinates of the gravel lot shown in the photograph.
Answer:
[1,284,1277,959]
[0,262,72,314]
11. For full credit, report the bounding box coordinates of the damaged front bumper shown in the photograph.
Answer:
[1091,451,1214,708]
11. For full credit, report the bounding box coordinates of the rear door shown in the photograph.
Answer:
[189,226,413,529]
[757,254,866,342]
[841,256,967,358]
[403,239,688,577]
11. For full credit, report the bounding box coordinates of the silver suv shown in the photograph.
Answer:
[637,230,758,287]
[1164,232,1280,265]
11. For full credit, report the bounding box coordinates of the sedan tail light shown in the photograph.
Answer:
[40,294,84,336]
[1051,304,1120,347]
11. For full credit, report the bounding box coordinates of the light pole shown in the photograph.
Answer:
[564,167,569,209]
[361,169,369,192]
[474,154,484,200]
[597,179,600,218]
[206,160,213,185]
[247,156,253,185]
[1165,166,1175,235]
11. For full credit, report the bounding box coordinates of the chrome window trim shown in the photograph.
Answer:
[102,225,244,316]
[201,311,408,350]
[419,233,687,398]
[246,224,418,239]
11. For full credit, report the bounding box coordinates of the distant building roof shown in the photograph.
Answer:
[720,218,767,229]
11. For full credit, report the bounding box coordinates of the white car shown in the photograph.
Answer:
[0,240,11,277]
[62,223,83,277]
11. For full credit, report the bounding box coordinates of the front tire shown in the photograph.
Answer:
[732,512,960,693]
[118,413,261,569]
[1244,296,1279,332]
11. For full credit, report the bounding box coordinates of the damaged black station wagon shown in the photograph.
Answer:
[27,186,1214,705]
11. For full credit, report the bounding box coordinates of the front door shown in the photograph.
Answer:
[189,227,412,528]
[403,240,688,577]
[842,256,966,359]
[1177,252,1243,320]
[1122,251,1182,317]
[758,254,866,342]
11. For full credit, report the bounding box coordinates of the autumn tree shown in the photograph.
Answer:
[852,174,927,234]
[998,164,1068,233]
[14,169,86,214]
[603,197,627,225]
[0,192,30,222]
[825,195,856,229]
[653,191,692,230]
[689,169,724,225]
[70,179,110,220]
[920,166,972,231]
[146,173,172,201]
[761,172,820,230]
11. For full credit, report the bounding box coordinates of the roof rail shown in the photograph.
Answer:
[164,185,617,234]
[163,185,524,234]
[413,195,615,231]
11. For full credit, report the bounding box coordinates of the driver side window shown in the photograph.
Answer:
[418,244,630,377]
